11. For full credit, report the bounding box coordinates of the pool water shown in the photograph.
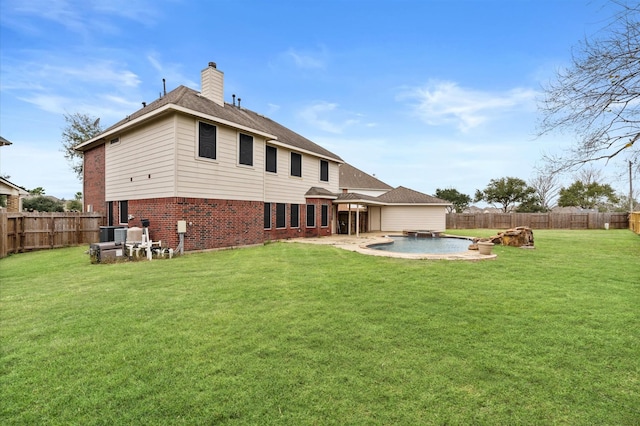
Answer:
[369,236,472,254]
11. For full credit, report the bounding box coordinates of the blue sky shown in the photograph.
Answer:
[0,0,627,201]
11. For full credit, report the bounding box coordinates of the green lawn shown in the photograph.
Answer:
[1,230,639,425]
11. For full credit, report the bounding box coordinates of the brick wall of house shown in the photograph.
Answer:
[6,195,20,212]
[126,197,264,251]
[262,200,334,241]
[119,197,334,251]
[83,145,105,215]
[264,202,306,241]
[303,198,333,238]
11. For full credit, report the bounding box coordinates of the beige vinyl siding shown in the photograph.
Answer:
[264,148,340,204]
[368,206,382,231]
[379,206,447,231]
[354,189,388,197]
[176,115,265,201]
[105,115,176,201]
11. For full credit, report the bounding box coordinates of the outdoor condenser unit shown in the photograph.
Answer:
[114,228,127,245]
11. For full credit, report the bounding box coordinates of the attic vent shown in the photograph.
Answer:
[110,137,120,145]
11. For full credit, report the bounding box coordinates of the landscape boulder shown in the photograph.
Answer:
[471,226,534,248]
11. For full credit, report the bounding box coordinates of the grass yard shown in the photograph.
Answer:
[1,229,639,425]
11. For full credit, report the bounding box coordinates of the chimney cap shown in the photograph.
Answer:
[208,62,217,68]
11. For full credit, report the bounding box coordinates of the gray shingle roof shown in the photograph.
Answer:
[81,85,343,161]
[335,186,451,205]
[305,187,337,198]
[335,192,383,203]
[376,186,450,204]
[338,163,392,190]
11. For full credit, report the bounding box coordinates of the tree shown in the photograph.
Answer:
[22,196,64,212]
[474,177,536,213]
[529,168,561,211]
[61,112,103,180]
[515,195,546,213]
[434,188,471,213]
[614,193,639,211]
[29,187,45,196]
[574,167,604,186]
[558,181,620,211]
[538,1,640,175]
[67,192,83,211]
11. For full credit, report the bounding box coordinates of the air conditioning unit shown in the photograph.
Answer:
[114,228,128,245]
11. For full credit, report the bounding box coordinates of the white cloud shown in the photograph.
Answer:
[17,94,70,114]
[1,0,162,37]
[298,101,362,134]
[146,54,198,89]
[6,0,87,33]
[400,80,538,132]
[267,103,281,115]
[285,48,327,69]
[2,58,140,91]
[93,0,163,26]
[2,56,143,122]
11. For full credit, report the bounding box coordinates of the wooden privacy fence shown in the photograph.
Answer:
[630,212,640,235]
[0,212,104,258]
[446,212,630,230]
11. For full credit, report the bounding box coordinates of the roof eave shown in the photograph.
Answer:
[75,103,280,152]
[334,199,387,205]
[310,195,338,200]
[382,202,452,206]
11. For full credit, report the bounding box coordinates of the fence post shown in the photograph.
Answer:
[18,215,24,253]
[76,214,81,245]
[0,213,7,258]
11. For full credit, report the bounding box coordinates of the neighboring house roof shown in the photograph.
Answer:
[0,136,13,146]
[0,177,29,196]
[339,163,393,191]
[76,85,343,163]
[376,186,450,205]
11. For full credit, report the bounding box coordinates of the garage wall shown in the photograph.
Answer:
[368,206,382,231]
[380,205,447,231]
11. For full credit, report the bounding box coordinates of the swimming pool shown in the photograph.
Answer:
[368,235,472,254]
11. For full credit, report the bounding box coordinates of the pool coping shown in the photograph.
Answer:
[285,233,497,261]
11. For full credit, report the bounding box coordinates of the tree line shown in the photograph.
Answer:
[435,167,632,213]
[17,188,83,212]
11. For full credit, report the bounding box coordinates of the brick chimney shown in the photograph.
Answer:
[201,62,224,106]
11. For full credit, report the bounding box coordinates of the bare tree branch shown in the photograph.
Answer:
[538,1,640,174]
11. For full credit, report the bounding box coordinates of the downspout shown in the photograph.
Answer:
[264,140,271,240]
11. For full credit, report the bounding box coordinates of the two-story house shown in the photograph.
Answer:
[75,62,343,251]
